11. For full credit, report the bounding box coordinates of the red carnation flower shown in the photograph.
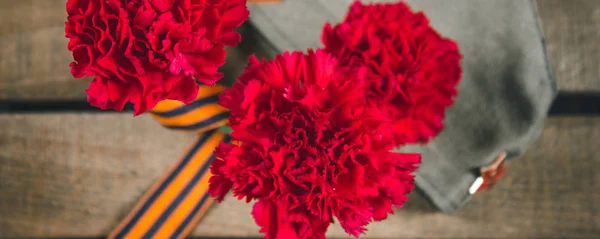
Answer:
[65,0,249,115]
[322,1,462,145]
[209,50,421,238]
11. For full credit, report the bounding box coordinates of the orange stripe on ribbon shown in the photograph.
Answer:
[108,85,229,239]
[109,1,286,236]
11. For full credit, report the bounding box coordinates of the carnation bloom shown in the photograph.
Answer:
[65,0,249,115]
[209,50,421,238]
[322,1,462,145]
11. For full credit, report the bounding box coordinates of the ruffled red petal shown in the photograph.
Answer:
[322,1,462,145]
[209,50,420,238]
[66,0,249,115]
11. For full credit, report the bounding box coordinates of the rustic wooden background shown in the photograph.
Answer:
[0,0,599,238]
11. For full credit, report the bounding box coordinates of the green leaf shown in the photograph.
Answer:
[219,125,233,135]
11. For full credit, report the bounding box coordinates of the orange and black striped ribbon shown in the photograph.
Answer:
[109,85,229,239]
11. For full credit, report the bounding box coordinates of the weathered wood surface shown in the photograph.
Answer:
[537,0,600,92]
[0,116,598,238]
[0,0,89,100]
[0,0,599,100]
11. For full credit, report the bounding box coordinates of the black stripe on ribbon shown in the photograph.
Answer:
[142,154,216,238]
[113,131,215,239]
[163,112,230,131]
[151,95,221,118]
[170,135,230,239]
[171,193,211,239]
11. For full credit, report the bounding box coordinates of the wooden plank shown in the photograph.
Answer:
[0,115,598,238]
[536,0,600,92]
[1,0,598,101]
[0,0,89,100]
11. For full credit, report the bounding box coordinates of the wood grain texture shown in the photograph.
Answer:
[0,0,598,100]
[536,0,600,91]
[0,0,89,100]
[0,116,598,238]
